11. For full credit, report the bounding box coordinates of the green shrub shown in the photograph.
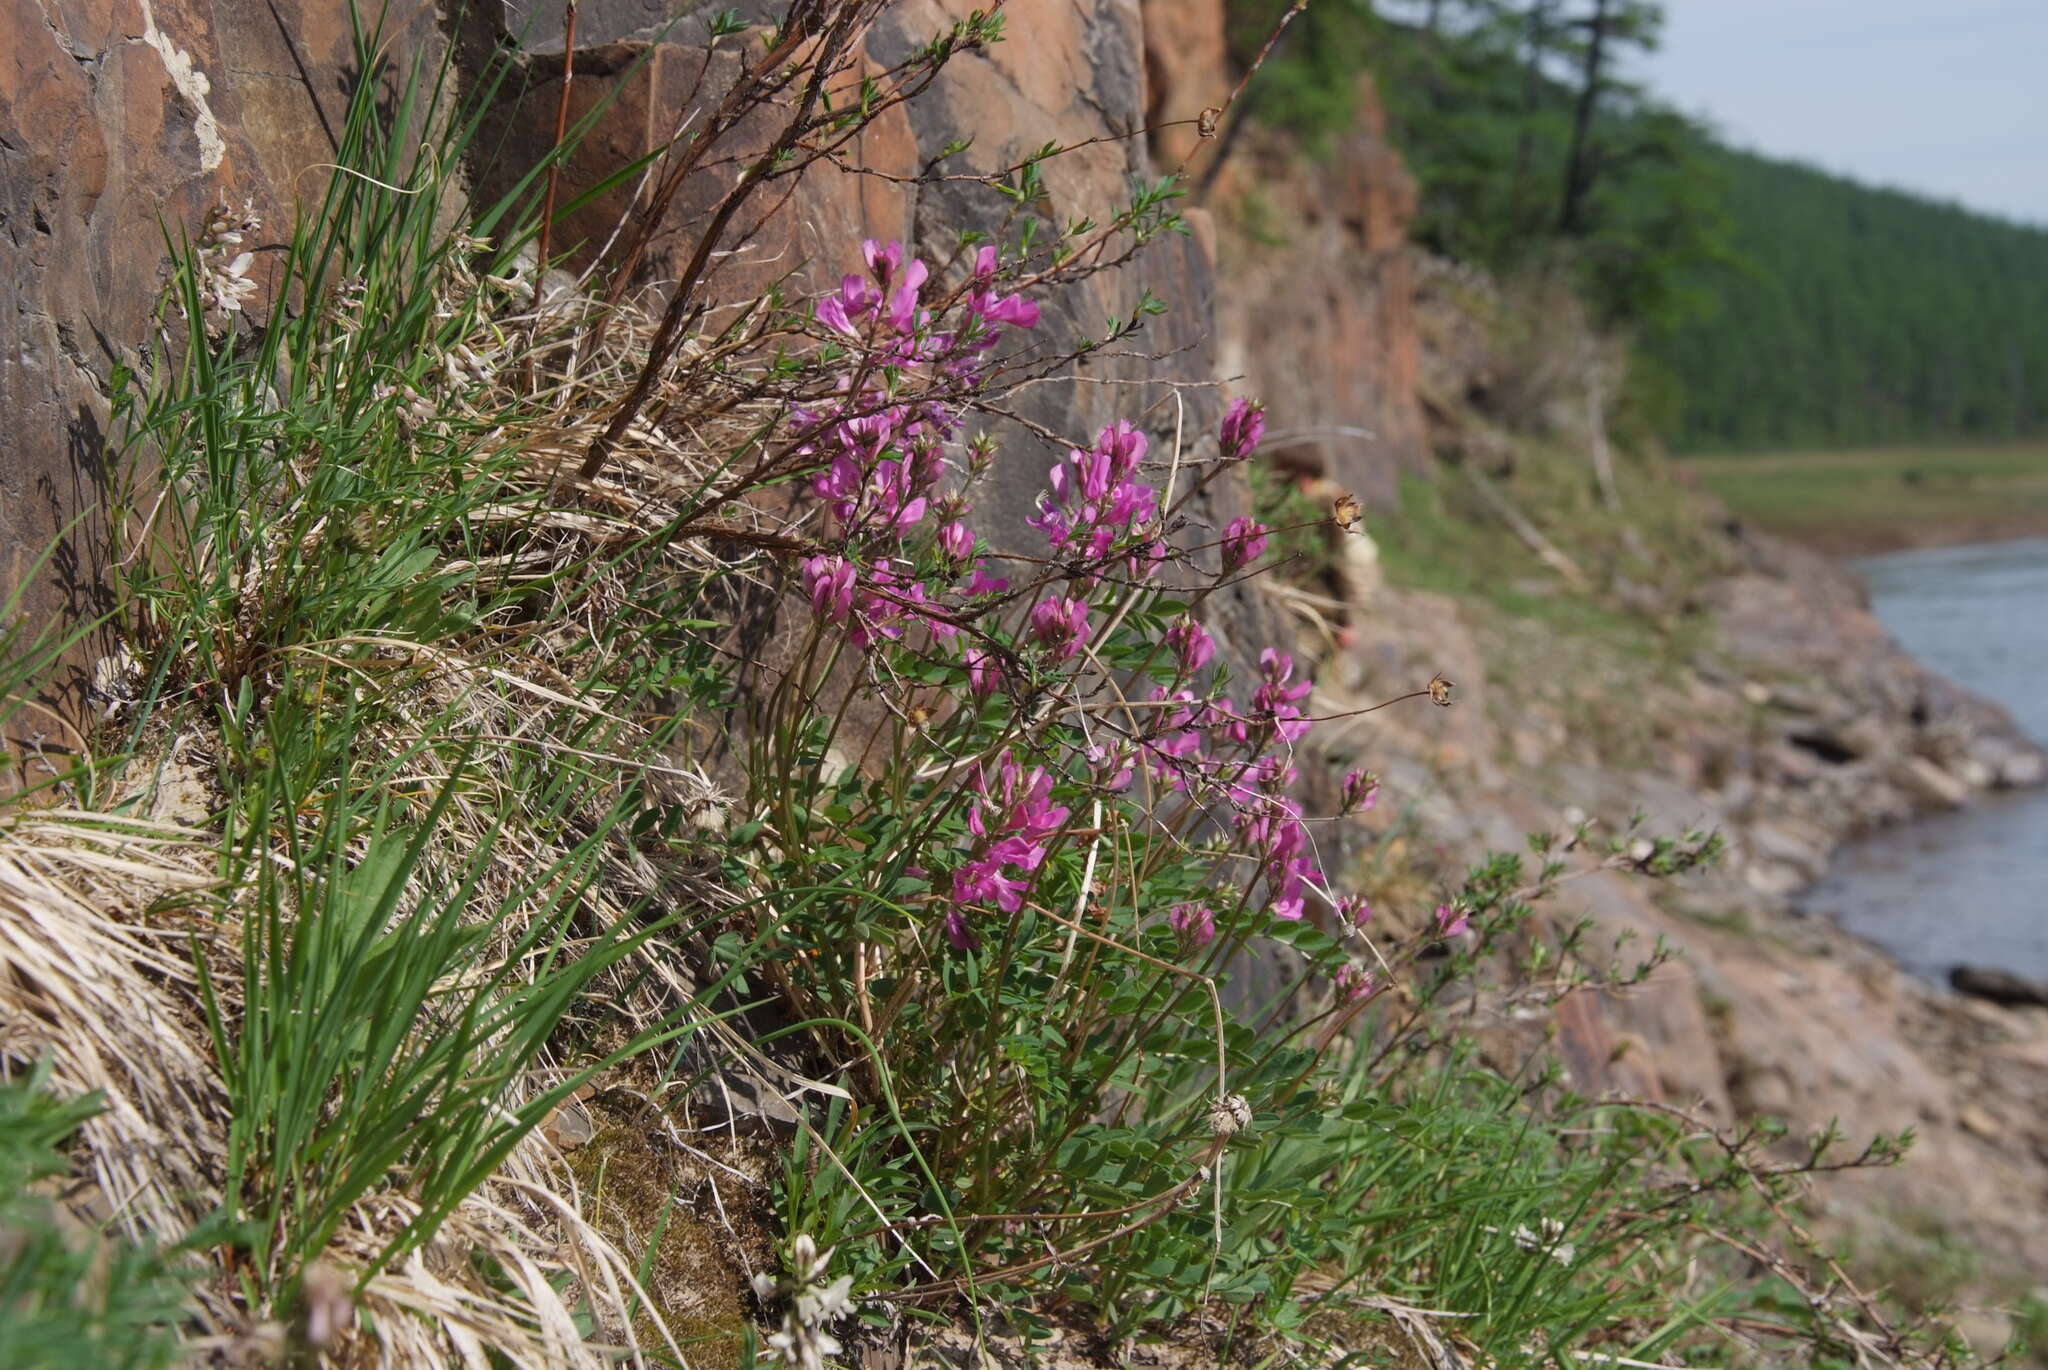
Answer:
[0,1065,188,1370]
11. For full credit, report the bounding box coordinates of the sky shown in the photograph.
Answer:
[1630,0,2048,227]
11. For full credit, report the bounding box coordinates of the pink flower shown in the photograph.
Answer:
[862,238,905,286]
[799,558,954,655]
[802,555,856,624]
[1003,758,1069,843]
[964,245,1042,334]
[816,295,856,338]
[1334,963,1375,1003]
[1025,421,1157,572]
[1436,903,1470,938]
[937,520,975,562]
[1125,536,1169,582]
[963,240,1038,335]
[1094,421,1147,476]
[896,578,956,641]
[1233,649,1312,744]
[967,753,1070,847]
[1028,596,1091,661]
[964,646,999,701]
[964,562,1009,597]
[943,907,978,951]
[887,257,930,334]
[1341,769,1380,815]
[1167,903,1216,951]
[1221,516,1268,573]
[861,458,929,535]
[979,292,1039,329]
[1024,498,1073,553]
[815,273,879,338]
[952,856,1028,915]
[1232,779,1320,922]
[1220,397,1266,462]
[1270,890,1309,922]
[1337,894,1371,930]
[806,412,938,542]
[946,752,1073,935]
[1142,687,1211,791]
[1165,616,1214,674]
[1086,743,1135,792]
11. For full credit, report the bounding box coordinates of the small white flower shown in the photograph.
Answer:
[766,1321,840,1370]
[1511,1217,1577,1265]
[89,644,141,720]
[791,1233,832,1284]
[796,1273,854,1325]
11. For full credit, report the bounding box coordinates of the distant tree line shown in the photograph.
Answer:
[1222,0,2048,454]
[1645,147,2048,452]
[1223,0,1731,332]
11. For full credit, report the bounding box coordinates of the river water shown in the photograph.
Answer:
[1801,537,2048,984]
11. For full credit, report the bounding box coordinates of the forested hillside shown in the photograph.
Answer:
[1225,0,1728,333]
[1649,148,2048,452]
[1224,0,2048,457]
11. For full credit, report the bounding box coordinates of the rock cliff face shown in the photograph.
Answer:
[1208,83,1428,508]
[2,1,441,676]
[8,0,2048,1307]
[5,0,1290,735]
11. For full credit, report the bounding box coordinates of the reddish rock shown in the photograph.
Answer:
[1,0,432,746]
[1139,0,1227,169]
[1213,78,1428,509]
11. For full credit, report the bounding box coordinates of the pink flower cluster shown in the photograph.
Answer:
[1221,516,1268,573]
[1231,757,1322,922]
[1025,421,1164,582]
[947,752,1072,947]
[797,240,1039,650]
[1341,769,1380,815]
[809,425,941,541]
[963,245,1041,340]
[801,554,956,652]
[1029,595,1092,661]
[1232,649,1313,746]
[815,242,1038,380]
[790,257,1388,957]
[1165,616,1214,675]
[1436,903,1471,938]
[816,239,928,344]
[1333,963,1376,1003]
[1220,397,1266,462]
[1168,903,1217,952]
[1121,653,1325,930]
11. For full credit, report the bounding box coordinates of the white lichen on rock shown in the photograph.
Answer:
[139,0,226,172]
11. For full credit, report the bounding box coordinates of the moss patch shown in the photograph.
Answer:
[568,1095,778,1369]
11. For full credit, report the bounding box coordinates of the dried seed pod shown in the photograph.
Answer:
[1208,1093,1252,1138]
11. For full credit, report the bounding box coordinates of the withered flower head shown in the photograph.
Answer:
[1427,673,1454,706]
[1208,1092,1253,1138]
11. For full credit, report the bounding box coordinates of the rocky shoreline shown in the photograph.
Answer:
[1736,511,2048,561]
[1192,73,2048,1311]
[1323,509,2048,1328]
